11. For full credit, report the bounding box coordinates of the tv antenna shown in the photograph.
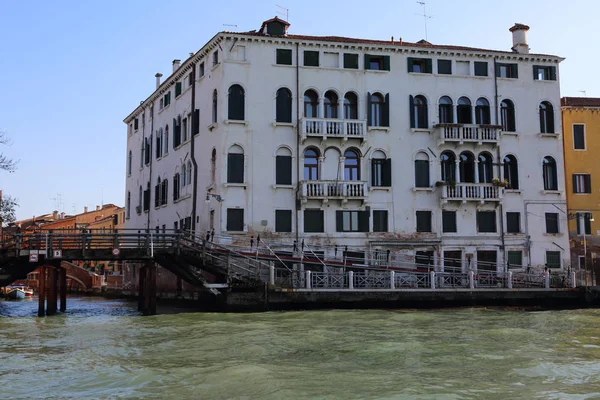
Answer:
[579,90,587,97]
[223,24,238,28]
[415,2,433,41]
[276,4,289,21]
[51,193,64,212]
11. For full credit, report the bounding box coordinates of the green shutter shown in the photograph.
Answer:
[550,66,557,81]
[407,57,413,73]
[533,65,539,80]
[336,211,343,232]
[367,92,372,126]
[192,109,199,135]
[382,93,390,127]
[511,64,518,78]
[175,82,182,97]
[358,211,369,232]
[383,55,390,71]
[364,54,371,70]
[409,95,415,128]
[425,58,432,73]
[382,159,392,187]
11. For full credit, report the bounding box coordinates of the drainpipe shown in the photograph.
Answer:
[190,63,198,234]
[294,42,300,243]
[493,57,506,271]
[147,106,154,230]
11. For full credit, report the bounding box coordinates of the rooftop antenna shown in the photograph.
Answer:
[415,1,433,41]
[579,90,587,97]
[222,24,238,29]
[51,193,64,212]
[276,4,289,21]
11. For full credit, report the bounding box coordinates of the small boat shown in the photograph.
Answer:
[5,285,34,300]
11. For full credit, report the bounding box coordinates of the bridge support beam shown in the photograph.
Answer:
[138,265,146,312]
[38,266,46,317]
[47,266,58,316]
[138,262,157,316]
[148,263,157,316]
[59,267,67,312]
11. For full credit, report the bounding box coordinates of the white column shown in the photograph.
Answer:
[348,271,354,289]
[474,160,480,184]
[430,271,436,289]
[269,265,275,286]
[318,156,324,180]
[469,271,475,289]
[571,271,576,288]
[455,160,461,183]
[318,96,325,119]
[338,157,345,181]
[306,270,312,289]
[545,271,550,289]
[507,271,513,289]
[390,271,395,289]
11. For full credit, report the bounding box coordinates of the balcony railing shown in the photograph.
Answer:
[300,180,367,202]
[300,118,367,143]
[441,183,501,202]
[436,124,501,145]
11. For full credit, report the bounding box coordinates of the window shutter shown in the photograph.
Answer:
[276,156,292,185]
[547,107,555,133]
[550,66,557,81]
[533,66,538,80]
[409,95,415,129]
[192,109,199,135]
[382,93,390,127]
[382,158,392,187]
[511,64,518,78]
[423,100,429,128]
[175,82,182,96]
[425,58,432,73]
[586,215,591,234]
[585,174,591,193]
[364,54,371,70]
[154,185,159,207]
[228,154,244,183]
[358,211,369,232]
[367,92,372,126]
[383,55,390,71]
[407,57,413,73]
[495,63,500,78]
[573,174,578,193]
[336,211,343,232]
[577,214,582,235]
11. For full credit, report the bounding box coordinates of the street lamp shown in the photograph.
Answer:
[205,193,224,203]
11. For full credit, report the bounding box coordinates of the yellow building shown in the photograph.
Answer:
[561,97,600,270]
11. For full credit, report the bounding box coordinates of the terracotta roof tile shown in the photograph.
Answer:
[561,97,600,107]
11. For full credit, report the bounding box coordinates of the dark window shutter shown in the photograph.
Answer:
[275,210,292,232]
[415,160,429,187]
[547,106,555,133]
[227,153,244,183]
[275,155,292,185]
[423,100,429,128]
[383,56,390,71]
[586,215,592,234]
[358,211,369,232]
[175,82,182,96]
[336,211,343,232]
[585,174,591,193]
[533,65,538,80]
[550,66,557,81]
[382,93,390,127]
[572,174,578,193]
[407,57,413,73]
[495,63,501,78]
[192,109,199,135]
[577,214,582,234]
[154,185,159,207]
[382,158,392,187]
[367,92,372,126]
[409,95,415,128]
[364,54,371,70]
[425,58,432,73]
[511,64,518,78]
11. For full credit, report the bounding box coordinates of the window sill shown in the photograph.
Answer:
[538,132,560,138]
[272,63,295,68]
[208,123,218,131]
[364,69,389,73]
[501,131,520,136]
[367,126,390,132]
[272,122,295,127]
[210,63,220,71]
[224,183,247,188]
[434,73,490,79]
[542,190,562,195]
[225,60,249,65]
[574,193,592,195]
[224,119,248,125]
[224,231,247,235]
[411,128,432,134]
[534,79,557,83]
[408,72,433,76]
[504,189,522,194]
[272,184,294,189]
[413,187,434,192]
[158,104,170,114]
[197,75,205,82]
[497,77,519,81]
[574,149,587,151]
[174,194,191,204]
[370,186,392,192]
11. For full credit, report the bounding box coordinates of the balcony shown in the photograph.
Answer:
[436,124,501,146]
[300,118,367,144]
[440,183,502,203]
[300,180,367,203]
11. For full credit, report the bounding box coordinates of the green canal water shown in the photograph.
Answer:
[1,298,600,399]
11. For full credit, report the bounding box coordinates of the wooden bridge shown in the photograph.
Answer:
[0,230,586,316]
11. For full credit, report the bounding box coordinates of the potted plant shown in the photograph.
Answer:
[491,178,510,188]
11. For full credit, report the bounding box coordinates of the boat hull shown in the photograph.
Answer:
[6,289,26,300]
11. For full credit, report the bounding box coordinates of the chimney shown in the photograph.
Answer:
[52,210,58,220]
[96,205,101,211]
[84,206,88,213]
[172,59,181,72]
[510,23,530,54]
[155,73,163,89]
[60,212,65,219]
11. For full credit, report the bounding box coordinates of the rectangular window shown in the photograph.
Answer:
[455,60,470,75]
[533,65,557,81]
[371,158,392,187]
[226,208,244,231]
[573,174,591,194]
[343,53,359,69]
[304,209,324,233]
[304,51,319,67]
[199,62,205,77]
[477,211,497,233]
[442,211,457,233]
[573,124,585,149]
[506,212,521,233]
[175,82,182,97]
[416,211,432,233]
[576,213,592,235]
[496,63,518,78]
[227,153,244,183]
[188,72,194,87]
[407,57,432,73]
[275,155,292,185]
[336,211,369,232]
[364,54,390,71]
[437,59,452,74]
[134,118,139,130]
[545,213,559,234]
[546,251,561,268]
[276,49,292,65]
[323,52,339,68]
[212,51,219,66]
[474,61,488,77]
[477,250,497,271]
[373,210,388,232]
[507,251,523,268]
[275,210,292,232]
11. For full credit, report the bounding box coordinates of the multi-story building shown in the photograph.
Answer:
[561,97,600,270]
[123,17,570,272]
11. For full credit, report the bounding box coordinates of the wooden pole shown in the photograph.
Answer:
[47,266,58,315]
[38,266,46,317]
[144,263,151,316]
[59,267,67,312]
[138,265,146,312]
[149,262,157,315]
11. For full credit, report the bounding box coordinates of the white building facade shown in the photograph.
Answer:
[124,18,570,272]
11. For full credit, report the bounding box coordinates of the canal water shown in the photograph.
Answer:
[1,298,600,399]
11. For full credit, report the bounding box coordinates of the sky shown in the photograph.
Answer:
[1,0,598,221]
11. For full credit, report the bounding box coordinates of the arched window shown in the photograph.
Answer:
[457,97,472,124]
[276,88,292,123]
[438,96,453,124]
[475,98,491,125]
[500,100,516,132]
[275,147,292,185]
[371,150,390,187]
[187,161,192,185]
[459,152,475,183]
[369,93,384,126]
[212,89,218,123]
[344,92,358,120]
[211,149,217,184]
[304,90,318,118]
[543,156,558,190]
[415,152,430,188]
[181,164,186,187]
[324,91,338,118]
[539,101,555,133]
[127,151,132,175]
[126,191,131,219]
[344,149,360,180]
[227,145,244,183]
[478,152,493,183]
[228,84,245,121]
[440,151,456,183]
[411,95,428,128]
[504,155,519,189]
[303,148,319,180]
[163,125,169,154]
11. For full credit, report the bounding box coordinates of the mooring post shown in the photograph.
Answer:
[138,265,146,312]
[305,270,311,289]
[507,271,513,289]
[148,262,157,316]
[545,271,550,289]
[59,267,67,312]
[143,264,151,315]
[430,271,436,289]
[390,270,395,289]
[38,266,46,317]
[571,271,577,288]
[269,265,275,286]
[348,271,354,289]
[469,271,475,289]
[47,266,58,316]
